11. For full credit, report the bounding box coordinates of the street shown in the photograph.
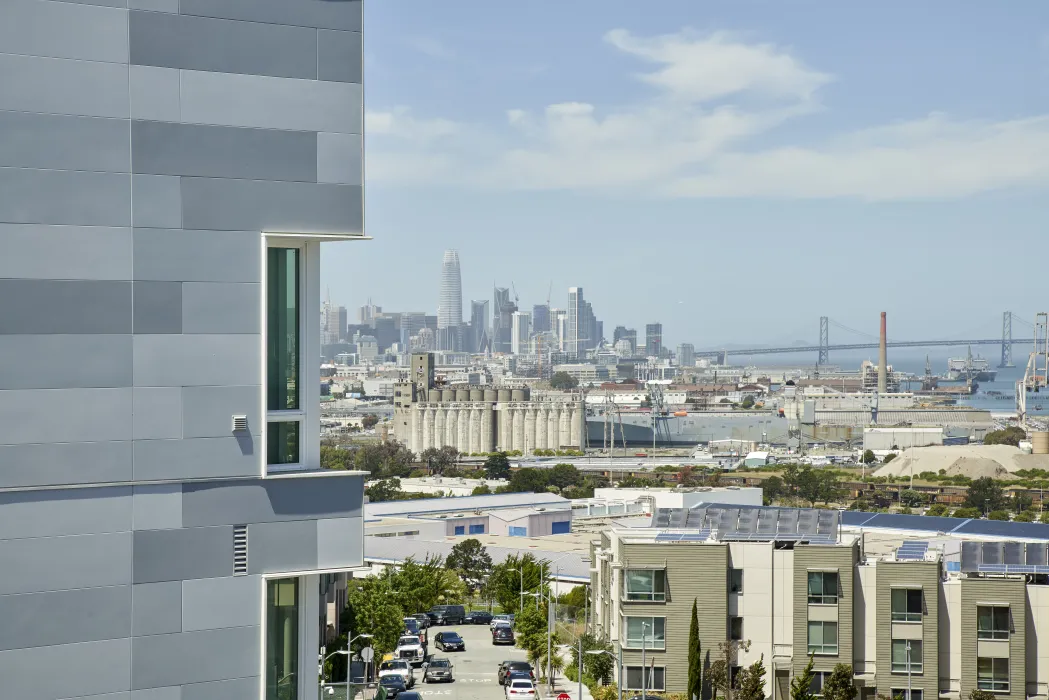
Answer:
[417,621,533,700]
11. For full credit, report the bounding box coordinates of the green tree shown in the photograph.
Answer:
[987,510,1010,521]
[970,690,997,700]
[709,640,750,700]
[550,371,579,390]
[883,453,897,464]
[1014,511,1035,522]
[762,476,786,505]
[965,477,1008,513]
[736,656,767,700]
[983,427,1026,446]
[390,554,449,613]
[509,468,551,493]
[953,507,982,518]
[790,656,817,700]
[820,664,857,700]
[548,463,583,491]
[344,576,405,656]
[419,446,460,474]
[445,538,493,590]
[899,490,926,507]
[796,467,843,506]
[558,585,588,610]
[926,503,949,516]
[688,599,702,700]
[321,444,356,470]
[740,396,756,409]
[568,633,614,686]
[355,441,415,478]
[472,483,492,495]
[489,553,545,613]
[485,452,512,480]
[366,478,405,502]
[862,450,876,465]
[361,414,380,429]
[1012,492,1033,513]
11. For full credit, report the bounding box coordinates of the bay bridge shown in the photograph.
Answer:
[695,311,1036,368]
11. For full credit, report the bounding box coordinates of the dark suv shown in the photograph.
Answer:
[492,626,515,645]
[498,661,534,685]
[427,604,466,626]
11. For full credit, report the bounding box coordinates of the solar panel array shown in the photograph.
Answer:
[960,541,1049,574]
[650,504,839,544]
[895,541,929,561]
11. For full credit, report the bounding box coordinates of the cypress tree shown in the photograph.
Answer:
[688,598,702,700]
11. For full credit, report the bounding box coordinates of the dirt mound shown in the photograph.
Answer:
[873,445,1029,480]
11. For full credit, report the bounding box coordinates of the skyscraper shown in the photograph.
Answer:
[471,300,490,353]
[493,286,515,354]
[532,304,550,333]
[678,343,696,366]
[437,249,462,330]
[646,323,664,358]
[567,287,584,358]
[511,311,532,355]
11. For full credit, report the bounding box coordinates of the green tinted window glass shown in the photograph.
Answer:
[267,421,300,465]
[266,578,299,700]
[268,247,299,411]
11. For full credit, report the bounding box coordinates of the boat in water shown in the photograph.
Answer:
[945,350,997,382]
[586,408,785,446]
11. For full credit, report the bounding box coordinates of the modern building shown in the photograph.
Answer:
[646,322,664,358]
[591,503,1049,700]
[568,287,584,358]
[494,286,516,354]
[471,300,490,353]
[678,343,696,367]
[533,304,551,334]
[512,311,533,355]
[437,249,463,331]
[0,2,366,698]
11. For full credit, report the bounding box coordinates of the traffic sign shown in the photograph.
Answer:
[557,693,571,700]
[361,647,375,662]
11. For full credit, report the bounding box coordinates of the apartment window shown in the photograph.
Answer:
[808,571,839,604]
[469,524,485,535]
[891,639,923,674]
[809,671,832,697]
[807,621,838,655]
[977,606,1010,640]
[977,658,1009,692]
[623,617,666,650]
[624,666,665,691]
[730,616,744,640]
[891,690,923,700]
[729,568,744,594]
[625,570,666,602]
[891,588,923,622]
[266,578,299,700]
[267,246,302,469]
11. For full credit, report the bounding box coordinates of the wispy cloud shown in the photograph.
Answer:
[366,28,1049,200]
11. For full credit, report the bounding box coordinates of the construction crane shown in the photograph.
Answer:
[1017,312,1049,431]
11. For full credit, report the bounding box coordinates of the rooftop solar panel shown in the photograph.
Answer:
[955,519,1049,539]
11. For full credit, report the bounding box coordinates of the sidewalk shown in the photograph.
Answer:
[542,676,595,700]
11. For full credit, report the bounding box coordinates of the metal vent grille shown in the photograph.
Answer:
[231,415,248,432]
[233,525,248,575]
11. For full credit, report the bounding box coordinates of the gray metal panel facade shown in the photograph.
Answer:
[0,0,365,697]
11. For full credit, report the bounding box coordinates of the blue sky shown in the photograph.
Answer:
[321,0,1049,349]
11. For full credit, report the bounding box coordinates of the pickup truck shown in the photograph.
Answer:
[378,660,415,688]
[395,635,426,666]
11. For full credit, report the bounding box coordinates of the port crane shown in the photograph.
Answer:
[1016,312,1049,431]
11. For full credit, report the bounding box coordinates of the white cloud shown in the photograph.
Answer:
[365,29,1049,200]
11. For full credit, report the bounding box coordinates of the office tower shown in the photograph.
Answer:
[400,311,427,348]
[511,311,532,355]
[0,2,366,697]
[567,287,584,357]
[646,322,664,357]
[359,299,381,324]
[493,286,515,354]
[471,300,490,352]
[320,299,345,345]
[373,314,398,351]
[678,343,696,366]
[532,304,550,333]
[552,309,568,351]
[437,249,462,330]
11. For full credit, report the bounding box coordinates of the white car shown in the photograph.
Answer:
[378,660,415,687]
[505,679,537,699]
[395,635,426,666]
[490,614,514,630]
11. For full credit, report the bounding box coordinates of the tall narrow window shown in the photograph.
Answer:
[266,578,300,700]
[267,247,301,467]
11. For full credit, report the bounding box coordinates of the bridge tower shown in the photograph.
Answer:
[818,316,830,365]
[1000,311,1014,368]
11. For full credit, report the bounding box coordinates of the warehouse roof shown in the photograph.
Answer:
[364,492,569,519]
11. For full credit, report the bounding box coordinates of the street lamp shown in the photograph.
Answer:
[641,622,649,700]
[587,648,623,700]
[512,567,525,615]
[906,640,912,700]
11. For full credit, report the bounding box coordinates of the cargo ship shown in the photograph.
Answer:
[945,352,997,382]
[586,408,786,446]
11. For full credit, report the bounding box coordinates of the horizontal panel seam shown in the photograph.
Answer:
[0,50,130,68]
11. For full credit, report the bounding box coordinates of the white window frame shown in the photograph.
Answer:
[259,573,320,700]
[622,616,666,650]
[891,639,923,674]
[977,605,1010,641]
[977,657,1009,692]
[623,666,666,691]
[807,620,838,656]
[263,237,320,474]
[891,588,923,623]
[624,569,666,602]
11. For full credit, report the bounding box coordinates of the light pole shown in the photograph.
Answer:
[513,567,525,614]
[322,634,372,699]
[641,622,648,700]
[587,649,623,700]
[906,640,912,700]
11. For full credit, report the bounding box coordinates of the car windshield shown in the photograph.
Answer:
[509,663,531,670]
[399,637,419,646]
[430,660,450,668]
[443,633,461,641]
[380,661,407,671]
[381,677,404,686]
[511,681,534,689]
[404,619,419,631]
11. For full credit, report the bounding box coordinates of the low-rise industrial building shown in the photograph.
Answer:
[593,486,763,511]
[591,504,1049,700]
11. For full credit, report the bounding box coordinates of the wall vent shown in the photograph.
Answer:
[233,525,248,575]
[232,415,248,432]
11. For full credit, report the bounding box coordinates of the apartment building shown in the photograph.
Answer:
[591,505,1049,700]
[0,1,365,699]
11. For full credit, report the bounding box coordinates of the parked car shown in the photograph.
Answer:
[434,631,465,651]
[498,661,535,686]
[403,617,421,635]
[394,635,426,666]
[378,660,414,687]
[489,614,514,630]
[399,693,422,700]
[497,663,532,684]
[379,675,408,697]
[464,610,493,625]
[412,613,432,629]
[422,658,454,683]
[427,604,466,625]
[505,679,537,699]
[492,626,515,645]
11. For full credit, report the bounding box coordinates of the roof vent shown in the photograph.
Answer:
[233,525,248,575]
[232,415,248,432]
